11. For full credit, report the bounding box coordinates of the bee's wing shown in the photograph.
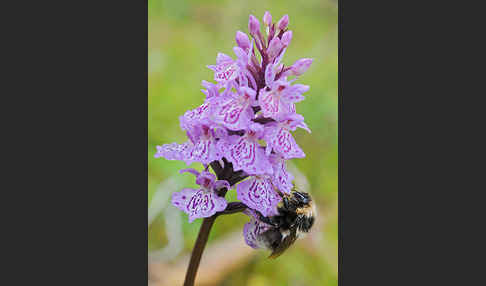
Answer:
[268,228,298,259]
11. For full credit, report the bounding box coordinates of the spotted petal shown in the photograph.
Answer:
[237,176,281,217]
[281,84,308,103]
[264,125,305,159]
[201,80,220,99]
[189,138,222,165]
[269,155,294,194]
[209,61,239,83]
[154,142,193,164]
[258,88,281,119]
[172,188,227,223]
[226,136,273,175]
[209,95,253,131]
[180,103,211,132]
[243,217,271,249]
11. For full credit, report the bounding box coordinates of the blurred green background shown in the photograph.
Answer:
[148,0,337,285]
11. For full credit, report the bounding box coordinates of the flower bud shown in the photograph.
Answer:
[281,30,292,46]
[267,37,284,59]
[235,31,250,50]
[248,15,261,36]
[263,11,272,26]
[290,58,313,76]
[277,14,289,30]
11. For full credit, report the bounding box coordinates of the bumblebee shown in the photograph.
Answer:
[257,189,316,258]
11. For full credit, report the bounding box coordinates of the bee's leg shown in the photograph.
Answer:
[283,196,291,210]
[258,213,280,227]
[282,196,298,212]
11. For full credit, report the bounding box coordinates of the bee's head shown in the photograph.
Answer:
[283,191,312,211]
[293,192,316,233]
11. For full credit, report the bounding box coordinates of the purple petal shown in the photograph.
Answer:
[269,155,294,194]
[172,188,227,223]
[243,220,260,248]
[248,15,261,36]
[195,170,217,188]
[263,11,272,26]
[274,47,286,65]
[233,46,248,64]
[277,14,289,30]
[244,69,257,90]
[189,138,221,165]
[215,62,239,83]
[258,89,280,119]
[265,62,276,86]
[180,103,211,131]
[267,37,283,60]
[209,95,253,131]
[243,218,271,249]
[216,53,233,64]
[226,136,273,175]
[171,188,197,212]
[235,31,250,51]
[154,142,193,164]
[265,125,305,159]
[237,176,281,217]
[239,86,257,100]
[293,84,310,94]
[281,30,292,46]
[281,86,305,103]
[238,71,249,87]
[290,58,313,76]
[248,122,264,137]
[201,80,220,99]
[283,113,311,133]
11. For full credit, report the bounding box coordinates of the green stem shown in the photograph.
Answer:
[183,216,217,286]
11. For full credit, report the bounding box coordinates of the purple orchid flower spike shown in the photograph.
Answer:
[155,12,314,267]
[171,168,230,223]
